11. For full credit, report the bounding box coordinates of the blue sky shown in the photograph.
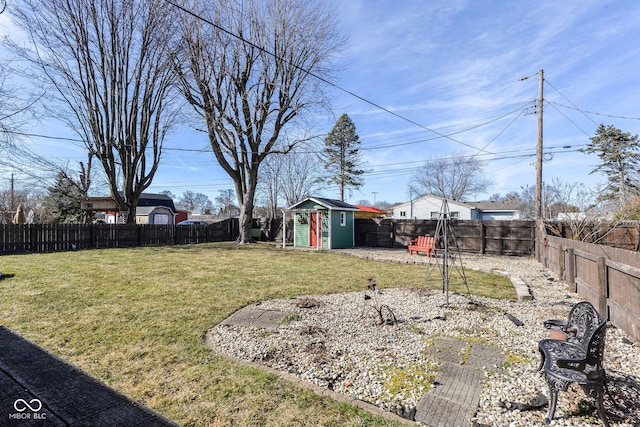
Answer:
[2,1,640,207]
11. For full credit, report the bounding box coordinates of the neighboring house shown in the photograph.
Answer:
[389,194,520,220]
[286,197,358,249]
[81,193,177,224]
[471,200,522,220]
[556,212,588,221]
[354,205,387,219]
[390,194,480,220]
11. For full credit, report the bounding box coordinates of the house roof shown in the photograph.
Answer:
[287,197,358,211]
[470,200,518,212]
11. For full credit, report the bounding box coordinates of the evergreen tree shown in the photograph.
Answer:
[581,124,640,204]
[322,114,365,201]
[45,171,83,223]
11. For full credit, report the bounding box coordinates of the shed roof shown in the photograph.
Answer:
[287,197,358,211]
[354,205,387,214]
[135,193,176,212]
[135,206,173,216]
[82,193,176,213]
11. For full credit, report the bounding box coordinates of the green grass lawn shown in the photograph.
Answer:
[0,243,514,426]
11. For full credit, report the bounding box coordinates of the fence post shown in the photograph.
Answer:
[596,256,608,318]
[566,247,576,292]
[390,220,395,248]
[558,244,564,283]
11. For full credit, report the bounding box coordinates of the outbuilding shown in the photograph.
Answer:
[81,193,176,224]
[286,197,357,249]
[134,193,176,224]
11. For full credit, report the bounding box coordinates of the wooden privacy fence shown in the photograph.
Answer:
[0,220,239,254]
[545,220,640,252]
[540,233,640,343]
[353,218,536,256]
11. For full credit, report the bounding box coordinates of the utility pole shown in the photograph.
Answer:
[10,173,15,212]
[535,69,544,219]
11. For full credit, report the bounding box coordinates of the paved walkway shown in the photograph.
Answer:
[416,337,505,427]
[0,326,179,426]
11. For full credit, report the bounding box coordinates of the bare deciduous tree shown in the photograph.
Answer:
[409,152,491,201]
[9,0,179,223]
[259,145,324,216]
[280,149,324,208]
[178,190,213,214]
[0,58,44,183]
[0,61,30,149]
[172,0,344,242]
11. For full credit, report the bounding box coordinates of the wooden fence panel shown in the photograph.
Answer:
[547,220,640,251]
[115,225,139,248]
[208,221,234,242]
[354,219,394,247]
[0,225,28,253]
[542,233,640,343]
[352,219,535,256]
[176,224,209,244]
[93,224,118,249]
[140,224,175,246]
[573,249,598,300]
[0,220,238,255]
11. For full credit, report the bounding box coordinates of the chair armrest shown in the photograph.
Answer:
[544,319,568,330]
[556,357,587,372]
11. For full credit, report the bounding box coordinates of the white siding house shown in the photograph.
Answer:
[390,194,480,220]
[390,194,520,220]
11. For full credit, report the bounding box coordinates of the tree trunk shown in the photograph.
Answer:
[238,200,254,243]
[236,174,257,243]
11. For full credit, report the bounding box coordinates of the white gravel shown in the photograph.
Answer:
[207,248,640,426]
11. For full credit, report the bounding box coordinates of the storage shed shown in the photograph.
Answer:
[134,193,176,224]
[81,193,176,224]
[286,197,357,249]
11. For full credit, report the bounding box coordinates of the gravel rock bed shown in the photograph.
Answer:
[207,248,640,426]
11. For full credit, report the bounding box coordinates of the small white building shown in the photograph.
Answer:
[390,194,520,220]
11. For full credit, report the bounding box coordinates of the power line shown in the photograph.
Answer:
[360,145,586,182]
[545,79,599,126]
[547,99,640,121]
[546,101,592,138]
[360,102,533,151]
[1,129,212,153]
